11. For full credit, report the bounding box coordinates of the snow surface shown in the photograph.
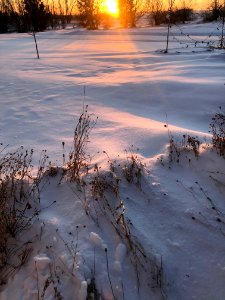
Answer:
[0,22,225,299]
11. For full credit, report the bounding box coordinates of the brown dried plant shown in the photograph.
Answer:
[67,105,97,182]
[210,108,225,157]
[0,145,48,284]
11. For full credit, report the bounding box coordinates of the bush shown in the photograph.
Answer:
[67,106,97,182]
[151,11,167,26]
[170,8,194,24]
[210,109,225,157]
[202,5,225,22]
[0,146,47,283]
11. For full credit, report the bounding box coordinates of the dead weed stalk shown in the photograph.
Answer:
[88,163,164,297]
[67,105,97,183]
[210,108,225,157]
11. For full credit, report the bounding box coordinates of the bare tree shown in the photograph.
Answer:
[118,0,147,28]
[202,0,224,22]
[147,0,165,25]
[77,0,102,29]
[57,0,77,28]
[45,0,58,29]
[211,0,220,19]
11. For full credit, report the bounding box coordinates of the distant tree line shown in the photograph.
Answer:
[0,0,78,33]
[0,0,50,33]
[76,0,195,29]
[0,0,224,33]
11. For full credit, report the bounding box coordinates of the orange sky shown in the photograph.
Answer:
[45,0,212,13]
[190,0,210,9]
[173,0,211,10]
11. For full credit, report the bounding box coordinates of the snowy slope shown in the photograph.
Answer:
[0,22,225,300]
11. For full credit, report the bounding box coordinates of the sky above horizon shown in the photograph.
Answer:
[45,0,212,11]
[190,0,210,9]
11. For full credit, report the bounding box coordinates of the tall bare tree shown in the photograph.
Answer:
[118,0,147,28]
[57,0,77,28]
[77,0,102,29]
[148,0,165,25]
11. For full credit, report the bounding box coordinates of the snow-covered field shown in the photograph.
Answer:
[0,22,225,299]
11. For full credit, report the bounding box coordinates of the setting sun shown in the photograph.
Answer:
[104,0,119,15]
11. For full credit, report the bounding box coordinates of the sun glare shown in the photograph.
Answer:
[105,0,118,15]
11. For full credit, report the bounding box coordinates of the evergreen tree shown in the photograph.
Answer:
[23,0,49,59]
[0,0,10,33]
[24,0,49,32]
[0,11,8,33]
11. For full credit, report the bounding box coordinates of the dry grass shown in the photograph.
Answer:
[122,147,144,187]
[210,108,225,157]
[168,134,201,164]
[86,158,164,297]
[66,105,97,183]
[0,145,48,284]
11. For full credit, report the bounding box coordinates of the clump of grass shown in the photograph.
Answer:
[67,105,97,183]
[0,147,48,237]
[0,146,48,284]
[210,108,225,157]
[163,122,201,165]
[167,133,201,164]
[86,159,164,296]
[122,146,144,187]
[0,148,34,238]
[90,164,120,199]
[185,135,201,157]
